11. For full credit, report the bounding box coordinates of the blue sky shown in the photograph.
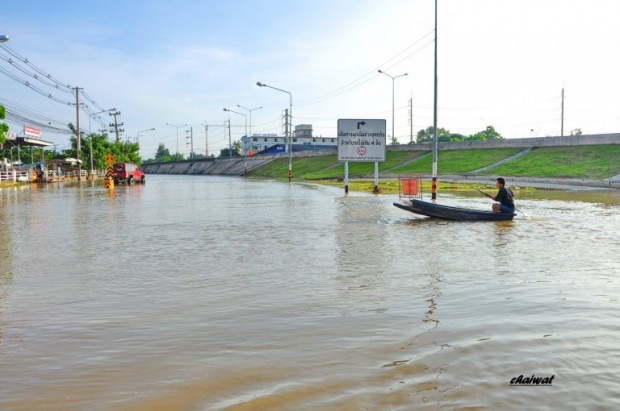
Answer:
[1,0,619,159]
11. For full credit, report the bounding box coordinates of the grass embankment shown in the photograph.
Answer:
[478,146,620,179]
[247,145,619,193]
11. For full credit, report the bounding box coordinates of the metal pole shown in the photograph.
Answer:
[285,109,290,181]
[223,108,247,161]
[237,105,262,139]
[391,77,395,143]
[256,82,293,182]
[228,119,231,158]
[409,94,413,143]
[378,70,407,145]
[561,88,565,137]
[288,95,292,182]
[344,161,349,194]
[202,121,209,157]
[166,123,187,156]
[75,87,82,181]
[432,0,438,200]
[89,137,94,180]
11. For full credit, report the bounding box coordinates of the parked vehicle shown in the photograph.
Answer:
[112,162,145,184]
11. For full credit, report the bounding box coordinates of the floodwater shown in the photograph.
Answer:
[1,175,619,411]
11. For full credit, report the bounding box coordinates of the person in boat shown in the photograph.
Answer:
[492,177,515,213]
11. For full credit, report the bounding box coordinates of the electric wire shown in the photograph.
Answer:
[297,30,434,106]
[0,43,109,122]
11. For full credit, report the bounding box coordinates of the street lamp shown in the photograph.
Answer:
[137,128,155,145]
[256,81,293,182]
[88,107,116,178]
[237,105,262,139]
[223,108,247,139]
[0,35,9,43]
[223,108,248,173]
[166,122,188,156]
[378,69,408,144]
[237,105,261,174]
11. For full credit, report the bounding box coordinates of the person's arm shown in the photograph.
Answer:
[494,188,505,202]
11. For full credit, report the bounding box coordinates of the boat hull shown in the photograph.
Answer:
[393,199,515,221]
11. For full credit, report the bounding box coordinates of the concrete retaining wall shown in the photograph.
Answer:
[142,149,338,176]
[398,133,620,151]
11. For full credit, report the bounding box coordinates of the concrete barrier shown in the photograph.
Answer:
[396,132,620,151]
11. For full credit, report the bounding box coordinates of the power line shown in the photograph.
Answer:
[0,65,74,105]
[297,30,434,106]
[0,43,73,91]
[0,43,108,116]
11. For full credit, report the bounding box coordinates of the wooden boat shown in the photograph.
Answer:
[392,1,515,222]
[394,199,515,221]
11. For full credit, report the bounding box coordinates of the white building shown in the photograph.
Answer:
[241,124,336,155]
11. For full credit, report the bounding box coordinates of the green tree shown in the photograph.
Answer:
[571,128,583,136]
[109,139,141,165]
[67,127,141,167]
[468,125,503,141]
[169,152,185,161]
[154,143,171,162]
[232,140,241,155]
[449,133,466,142]
[0,105,9,145]
[416,126,451,143]
[219,147,240,157]
[144,143,186,163]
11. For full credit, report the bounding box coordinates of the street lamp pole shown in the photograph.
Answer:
[237,105,263,140]
[257,81,293,182]
[223,108,247,139]
[166,123,188,156]
[378,70,408,144]
[0,34,9,43]
[223,108,248,174]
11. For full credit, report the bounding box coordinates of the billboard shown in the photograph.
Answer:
[24,125,41,138]
[337,119,386,162]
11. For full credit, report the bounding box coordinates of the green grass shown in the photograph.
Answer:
[304,150,428,179]
[390,148,525,174]
[246,157,291,178]
[480,145,620,178]
[246,145,620,183]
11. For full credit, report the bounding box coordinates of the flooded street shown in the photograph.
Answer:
[1,175,619,410]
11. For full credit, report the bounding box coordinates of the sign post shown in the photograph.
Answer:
[337,119,386,193]
[104,154,115,189]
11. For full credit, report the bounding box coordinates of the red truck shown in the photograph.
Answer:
[112,162,145,184]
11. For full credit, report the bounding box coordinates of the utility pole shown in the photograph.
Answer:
[284,108,289,152]
[109,111,123,143]
[74,87,82,180]
[409,94,414,144]
[228,119,232,158]
[185,127,194,159]
[561,88,565,137]
[203,122,209,157]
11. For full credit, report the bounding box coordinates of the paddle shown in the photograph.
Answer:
[475,188,494,199]
[474,187,528,217]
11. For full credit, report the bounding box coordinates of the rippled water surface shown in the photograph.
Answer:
[1,175,619,410]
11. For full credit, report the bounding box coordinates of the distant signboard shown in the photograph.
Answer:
[337,119,386,162]
[24,125,41,138]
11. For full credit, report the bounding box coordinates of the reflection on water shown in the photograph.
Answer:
[0,175,619,410]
